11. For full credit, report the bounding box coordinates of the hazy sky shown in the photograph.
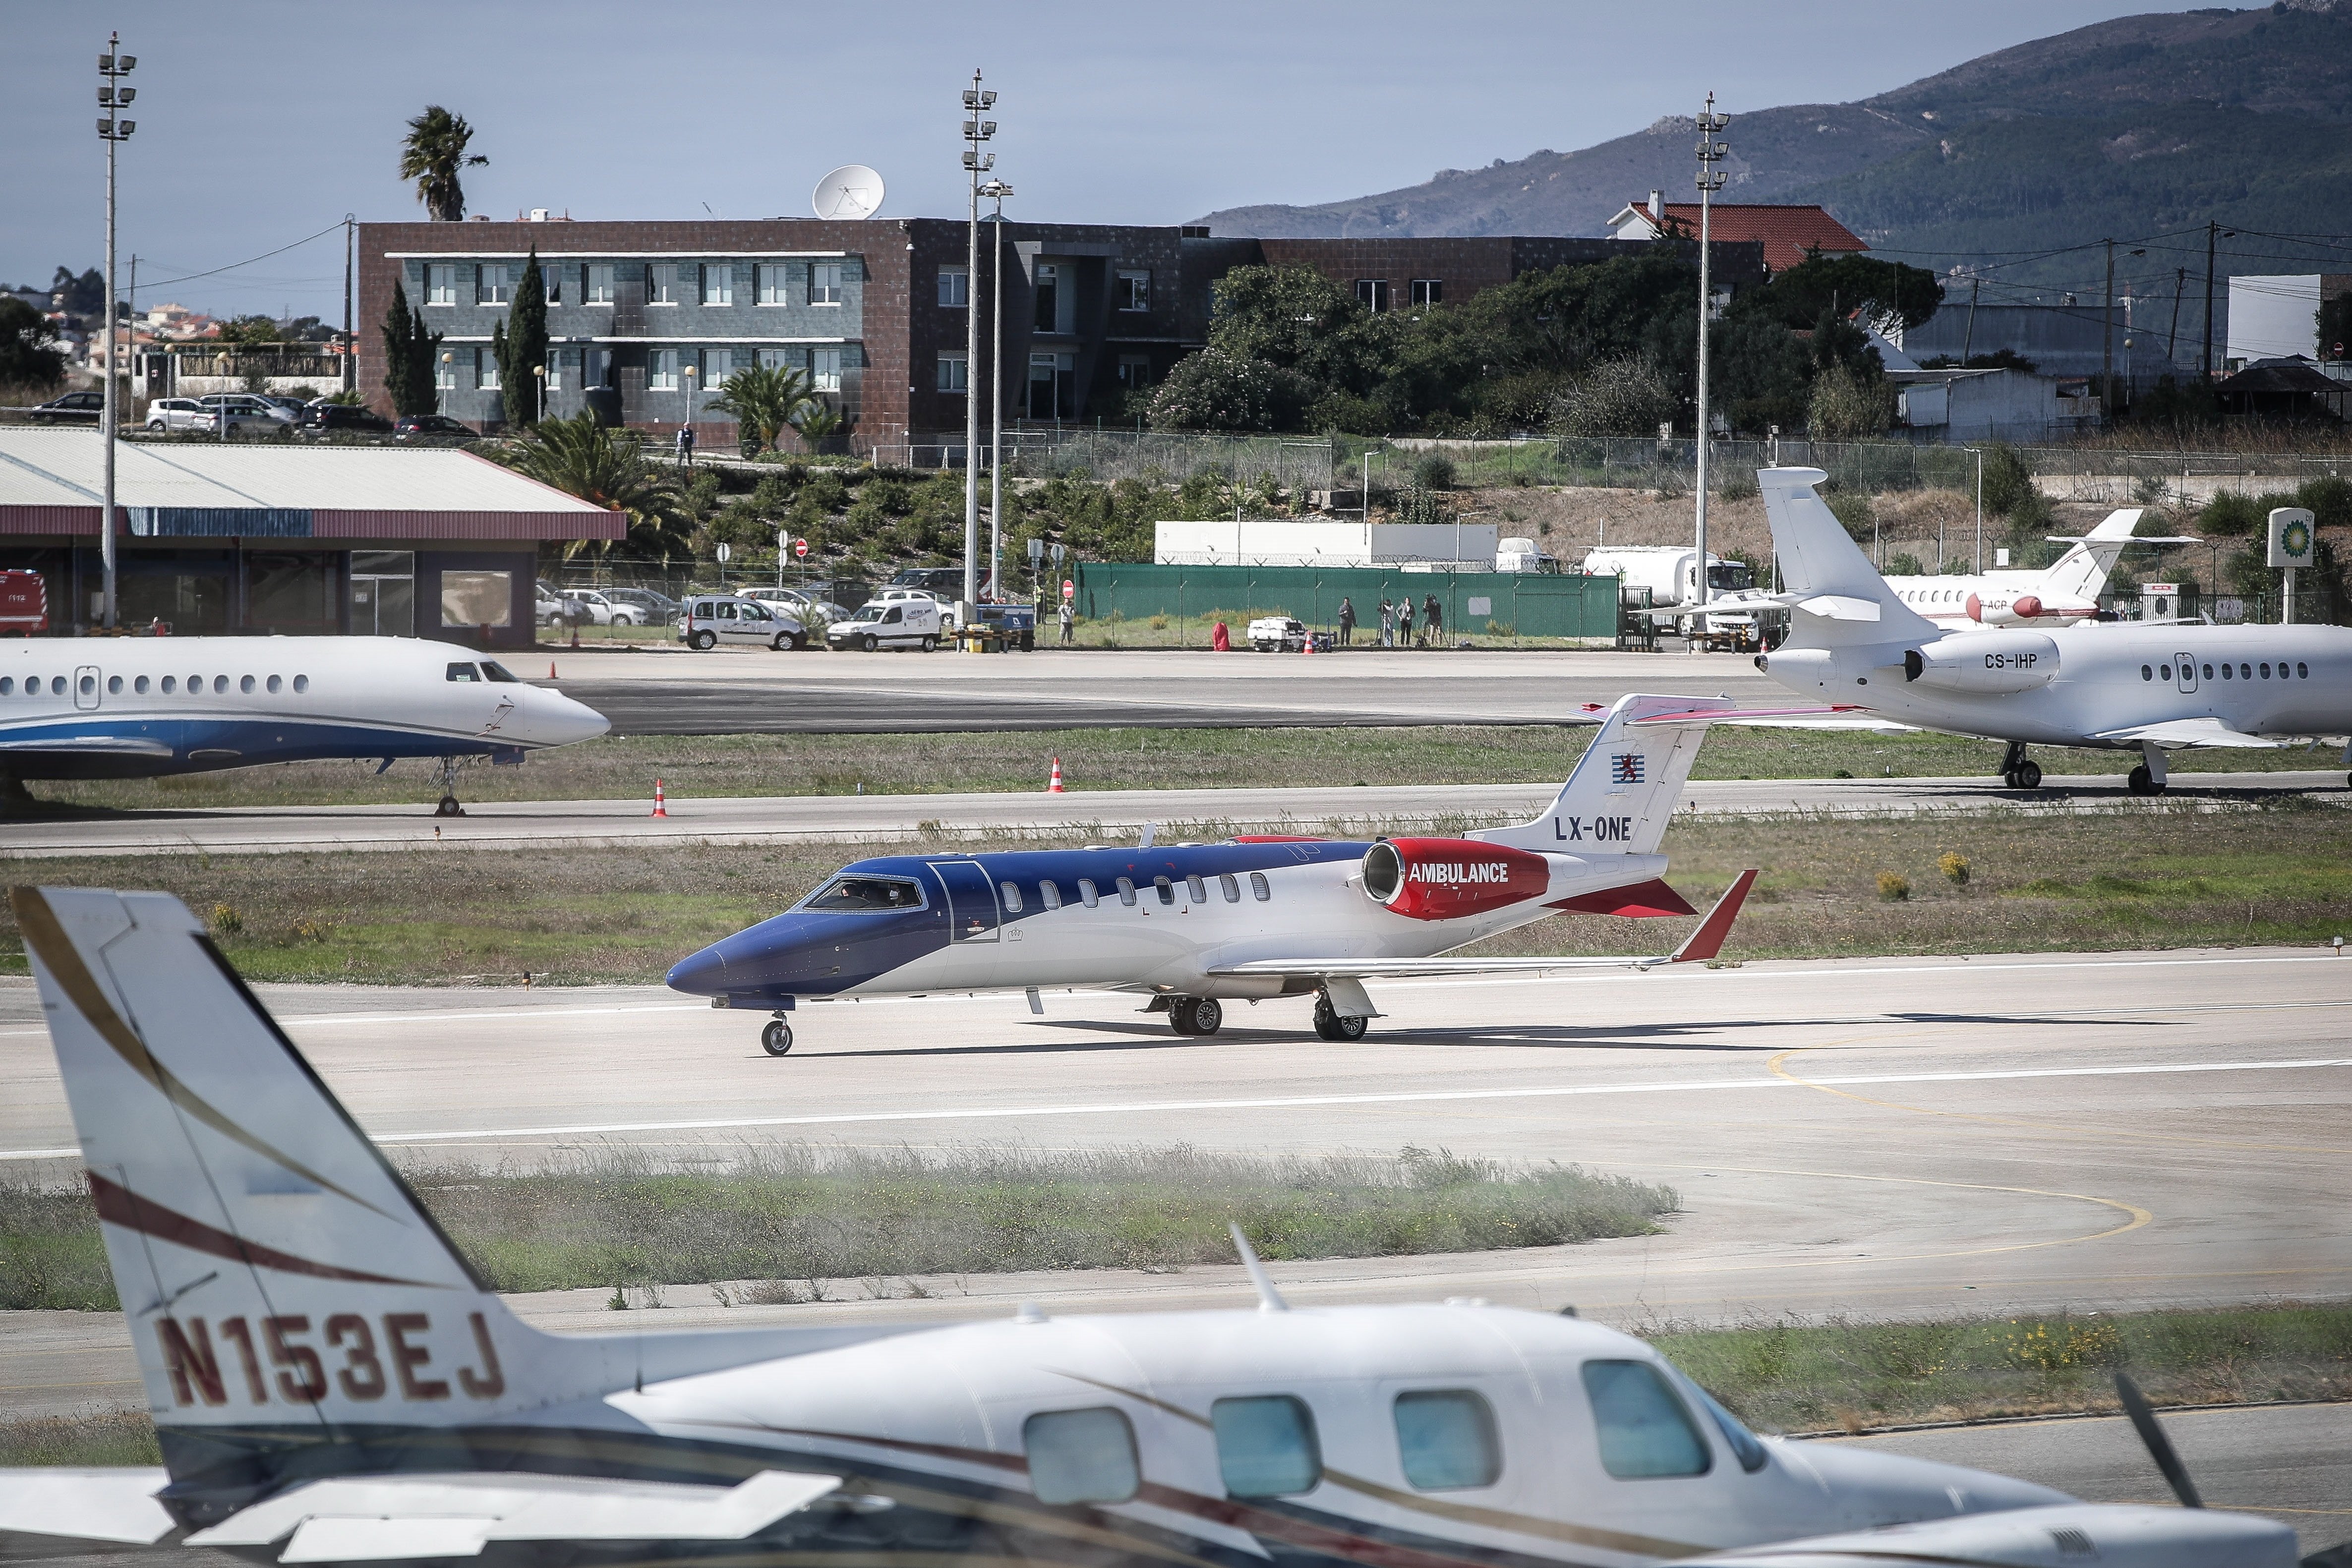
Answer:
[5,0,2207,323]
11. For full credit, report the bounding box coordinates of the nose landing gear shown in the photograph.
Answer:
[1169,997,1223,1036]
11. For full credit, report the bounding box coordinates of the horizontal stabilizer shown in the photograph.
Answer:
[2092,718,2296,750]
[1551,878,1699,918]
[1794,594,1882,621]
[189,1470,843,1559]
[0,1467,175,1544]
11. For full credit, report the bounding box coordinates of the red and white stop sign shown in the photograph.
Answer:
[793,538,809,559]
[1061,580,1074,600]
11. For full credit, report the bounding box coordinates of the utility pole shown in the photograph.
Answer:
[2167,266,2186,366]
[2102,238,2116,421]
[982,178,1012,610]
[1960,276,1979,364]
[959,72,996,624]
[2201,220,2218,381]
[343,214,356,394]
[1691,92,1729,648]
[97,34,138,632]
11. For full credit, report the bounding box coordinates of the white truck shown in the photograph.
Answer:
[1494,536,1557,573]
[1581,545,1760,650]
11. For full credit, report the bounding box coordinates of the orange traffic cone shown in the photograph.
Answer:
[548,661,558,679]
[1048,757,1064,794]
[570,626,581,650]
[651,779,668,817]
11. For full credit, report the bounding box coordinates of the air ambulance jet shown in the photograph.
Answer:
[1749,467,2352,794]
[0,883,2305,1568]
[0,636,608,814]
[667,694,1761,1054]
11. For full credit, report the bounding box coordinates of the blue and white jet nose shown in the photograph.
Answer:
[522,685,610,748]
[666,942,727,997]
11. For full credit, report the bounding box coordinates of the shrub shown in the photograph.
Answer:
[210,902,244,937]
[1886,552,1925,576]
[1978,444,2037,518]
[1807,363,1895,439]
[1938,851,1970,886]
[1412,453,1457,491]
[2296,474,2352,532]
[1827,492,1875,544]
[1876,871,1910,902]
[2197,491,2265,537]
[1551,355,1678,438]
[2003,1317,2125,1373]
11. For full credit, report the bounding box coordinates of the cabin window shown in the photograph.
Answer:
[1024,1407,1139,1505]
[79,674,94,697]
[1187,874,1208,903]
[2298,663,2309,678]
[1250,872,1271,901]
[1041,880,1062,911]
[1394,1390,1502,1491]
[2221,663,2232,680]
[2260,662,2271,679]
[803,875,925,912]
[1220,873,1240,903]
[2240,663,2251,680]
[134,676,148,694]
[108,676,122,694]
[1581,1360,1710,1479]
[0,678,10,695]
[267,674,282,694]
[1116,877,1137,907]
[2141,665,2152,681]
[159,676,173,693]
[212,675,228,694]
[2202,664,2214,680]
[293,675,309,693]
[446,663,482,683]
[1000,880,1024,914]
[1077,878,1099,909]
[239,675,256,694]
[1212,1395,1322,1498]
[1154,875,1175,906]
[2160,665,2172,681]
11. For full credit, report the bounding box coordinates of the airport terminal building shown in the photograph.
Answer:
[0,430,620,647]
[357,219,1764,447]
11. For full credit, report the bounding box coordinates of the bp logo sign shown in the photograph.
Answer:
[2269,507,2317,569]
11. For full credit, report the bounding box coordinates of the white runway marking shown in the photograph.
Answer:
[8,1053,2332,1160]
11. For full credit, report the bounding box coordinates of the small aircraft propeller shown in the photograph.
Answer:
[2114,1372,2201,1510]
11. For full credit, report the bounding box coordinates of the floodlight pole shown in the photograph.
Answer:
[960,72,996,622]
[982,179,1013,614]
[97,32,137,631]
[1692,93,1729,651]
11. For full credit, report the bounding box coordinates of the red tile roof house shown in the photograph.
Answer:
[1607,193,1867,274]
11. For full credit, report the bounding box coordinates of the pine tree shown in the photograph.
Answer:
[381,278,416,414]
[497,246,548,426]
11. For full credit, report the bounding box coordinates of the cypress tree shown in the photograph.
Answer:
[408,303,443,419]
[498,246,549,426]
[381,278,416,414]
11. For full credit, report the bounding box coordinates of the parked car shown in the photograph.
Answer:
[603,587,681,625]
[1247,615,1310,652]
[678,594,808,650]
[196,394,292,433]
[394,413,477,441]
[144,397,217,433]
[534,582,571,627]
[560,590,621,627]
[254,395,311,421]
[870,585,961,633]
[19,391,104,424]
[825,594,942,652]
[887,566,966,597]
[296,403,395,438]
[741,586,844,625]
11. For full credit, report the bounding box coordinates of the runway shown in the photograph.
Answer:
[7,771,2341,857]
[4,947,2346,1434]
[551,646,1786,734]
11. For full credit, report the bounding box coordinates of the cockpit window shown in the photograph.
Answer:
[1581,1360,1710,1479]
[1665,1367,1768,1473]
[446,662,481,682]
[803,875,926,912]
[480,660,522,683]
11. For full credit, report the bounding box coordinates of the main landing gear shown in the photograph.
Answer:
[1169,997,1224,1036]
[1313,993,1368,1043]
[1998,742,2042,792]
[2127,743,2169,797]
[761,1015,795,1055]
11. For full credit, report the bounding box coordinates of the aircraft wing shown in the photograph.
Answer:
[1210,871,1757,980]
[1627,703,1913,733]
[1657,1500,2293,1568]
[2091,717,2300,749]
[0,735,175,756]
[0,1467,176,1545]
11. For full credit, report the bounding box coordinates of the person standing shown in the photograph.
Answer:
[1379,597,1395,647]
[1337,597,1356,647]
[1058,598,1074,646]
[675,424,696,468]
[1397,597,1414,647]
[1423,592,1443,647]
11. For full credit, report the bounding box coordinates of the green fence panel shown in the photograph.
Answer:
[1068,565,1619,640]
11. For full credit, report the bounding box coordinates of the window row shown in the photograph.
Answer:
[934,265,1153,312]
[645,345,857,393]
[1354,279,1443,312]
[937,352,1156,395]
[422,260,856,309]
[3,672,310,698]
[2141,659,2311,682]
[996,870,1272,914]
[1025,1363,1748,1509]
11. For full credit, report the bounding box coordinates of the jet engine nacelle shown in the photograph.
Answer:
[1967,591,2053,626]
[1362,838,1551,921]
[1902,631,2059,693]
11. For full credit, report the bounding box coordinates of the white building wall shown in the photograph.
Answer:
[2226,275,2321,366]
[1154,520,1498,568]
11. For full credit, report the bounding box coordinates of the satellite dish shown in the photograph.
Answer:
[813,165,885,220]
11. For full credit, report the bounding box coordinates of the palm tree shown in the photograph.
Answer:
[792,399,844,449]
[707,363,816,453]
[500,413,692,562]
[399,107,488,223]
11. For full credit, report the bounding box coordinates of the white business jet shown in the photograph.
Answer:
[666,694,1759,1053]
[0,636,608,814]
[0,883,2305,1568]
[1881,507,2194,628]
[1749,467,2352,793]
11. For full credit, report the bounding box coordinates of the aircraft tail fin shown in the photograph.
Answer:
[1470,695,1731,856]
[2037,507,2144,604]
[1758,467,1938,644]
[12,887,895,1503]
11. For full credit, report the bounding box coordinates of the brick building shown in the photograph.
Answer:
[358,220,1763,447]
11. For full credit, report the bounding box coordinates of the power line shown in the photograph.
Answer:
[136,219,346,290]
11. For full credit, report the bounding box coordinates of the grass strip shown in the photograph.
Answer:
[1647,1303,2352,1434]
[19,724,2334,813]
[0,1145,1676,1312]
[2,800,2346,985]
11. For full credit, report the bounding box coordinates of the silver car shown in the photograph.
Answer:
[193,395,284,434]
[678,594,808,651]
[144,398,217,433]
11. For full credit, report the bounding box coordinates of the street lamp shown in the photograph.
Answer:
[1691,91,1729,652]
[97,33,137,630]
[683,361,697,458]
[960,72,997,622]
[980,176,1012,604]
[439,351,453,417]
[533,362,545,425]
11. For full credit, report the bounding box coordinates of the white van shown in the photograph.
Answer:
[678,594,810,650]
[825,594,942,652]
